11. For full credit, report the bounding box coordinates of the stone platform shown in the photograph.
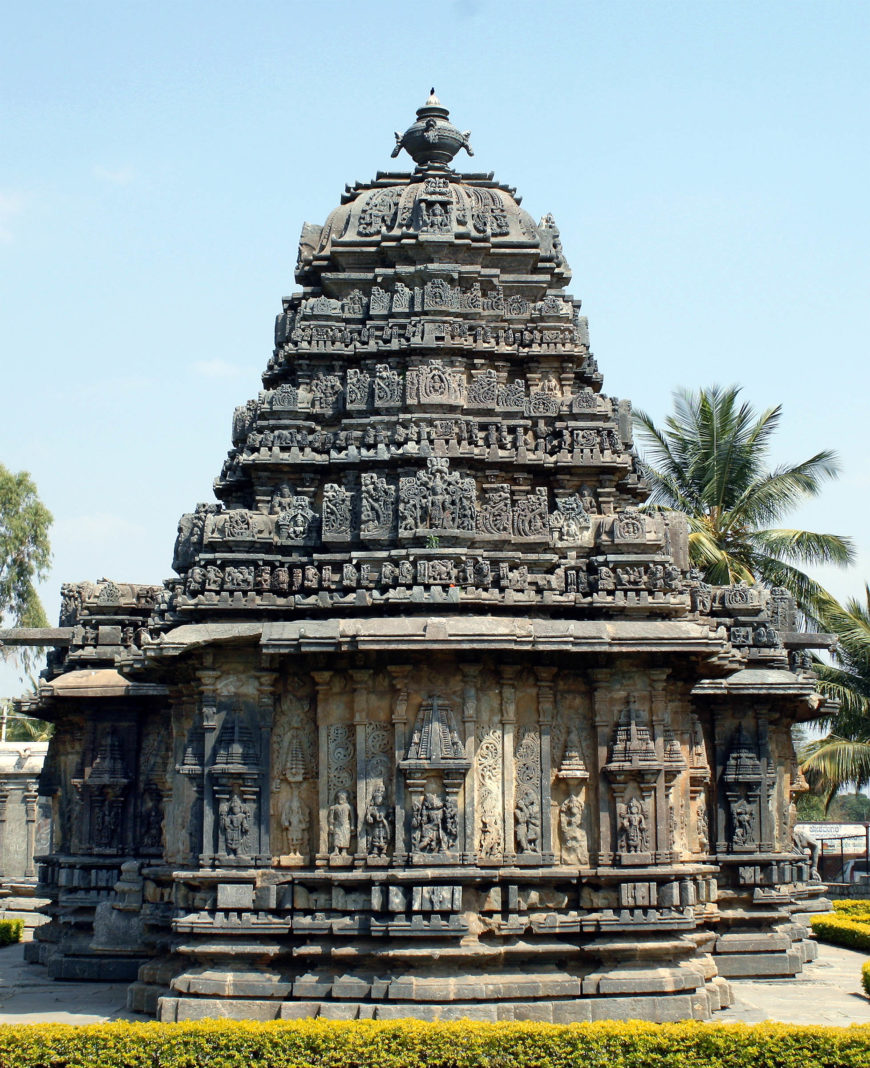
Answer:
[1,940,868,1026]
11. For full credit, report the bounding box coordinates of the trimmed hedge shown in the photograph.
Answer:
[831,900,870,925]
[811,913,870,952]
[0,919,23,947]
[863,960,870,999]
[1,1021,870,1068]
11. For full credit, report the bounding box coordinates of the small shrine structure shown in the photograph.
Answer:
[9,93,829,1022]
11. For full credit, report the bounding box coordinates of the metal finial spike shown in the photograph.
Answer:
[427,88,440,105]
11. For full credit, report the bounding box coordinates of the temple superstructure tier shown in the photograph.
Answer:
[18,94,829,1022]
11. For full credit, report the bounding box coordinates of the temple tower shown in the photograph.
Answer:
[22,94,829,1022]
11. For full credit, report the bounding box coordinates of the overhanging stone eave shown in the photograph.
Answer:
[257,616,727,656]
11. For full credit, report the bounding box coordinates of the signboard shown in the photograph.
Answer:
[797,822,868,855]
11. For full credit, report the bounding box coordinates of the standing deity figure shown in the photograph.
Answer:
[327,789,354,856]
[365,782,393,857]
[697,794,709,853]
[417,791,446,852]
[280,791,308,857]
[732,797,754,846]
[220,794,251,856]
[515,793,541,853]
[412,790,456,853]
[618,797,648,854]
[559,794,587,865]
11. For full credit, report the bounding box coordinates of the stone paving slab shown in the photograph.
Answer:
[0,941,867,1026]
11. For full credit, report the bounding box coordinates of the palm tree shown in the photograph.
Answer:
[799,588,870,802]
[633,385,854,622]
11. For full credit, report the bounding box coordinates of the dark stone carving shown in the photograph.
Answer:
[28,92,830,1025]
[360,473,396,539]
[399,458,476,535]
[322,484,353,541]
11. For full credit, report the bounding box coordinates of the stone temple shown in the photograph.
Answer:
[14,93,830,1022]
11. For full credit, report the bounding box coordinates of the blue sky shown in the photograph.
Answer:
[2,0,869,693]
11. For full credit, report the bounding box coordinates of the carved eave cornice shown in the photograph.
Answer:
[143,616,728,662]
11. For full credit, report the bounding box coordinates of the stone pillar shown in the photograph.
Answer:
[591,668,613,864]
[460,664,480,864]
[23,779,39,878]
[501,665,518,863]
[312,670,333,864]
[351,669,372,862]
[198,662,219,867]
[535,666,557,863]
[388,666,412,865]
[649,669,670,862]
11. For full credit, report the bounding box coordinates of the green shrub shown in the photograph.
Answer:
[0,919,23,946]
[2,1021,870,1068]
[862,960,870,999]
[831,899,870,924]
[811,913,870,952]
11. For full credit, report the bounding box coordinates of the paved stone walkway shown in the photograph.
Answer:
[0,941,868,1026]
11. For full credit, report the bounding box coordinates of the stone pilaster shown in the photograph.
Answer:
[501,665,518,863]
[649,669,670,862]
[535,666,557,863]
[197,660,219,867]
[256,674,277,864]
[351,669,372,862]
[591,668,613,864]
[388,666,412,865]
[312,670,334,864]
[460,664,480,864]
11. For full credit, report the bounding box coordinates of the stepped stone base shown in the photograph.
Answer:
[158,991,720,1023]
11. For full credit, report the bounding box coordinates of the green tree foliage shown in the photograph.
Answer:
[795,792,826,820]
[800,588,870,801]
[0,698,52,741]
[0,464,52,676]
[633,385,854,622]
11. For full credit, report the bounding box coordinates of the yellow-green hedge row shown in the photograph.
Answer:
[831,900,870,924]
[812,913,870,953]
[863,960,870,999]
[0,919,23,947]
[2,1021,870,1068]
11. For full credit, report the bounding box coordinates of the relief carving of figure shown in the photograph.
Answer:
[559,794,587,865]
[697,794,709,852]
[411,790,457,853]
[280,791,308,857]
[327,789,354,856]
[365,781,393,857]
[618,797,648,854]
[731,796,754,847]
[515,792,540,853]
[220,793,251,856]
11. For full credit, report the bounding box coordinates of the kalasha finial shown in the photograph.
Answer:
[391,92,473,168]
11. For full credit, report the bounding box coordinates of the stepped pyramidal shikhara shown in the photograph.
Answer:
[10,93,831,1022]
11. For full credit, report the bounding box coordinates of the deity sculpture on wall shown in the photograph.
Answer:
[280,789,308,858]
[364,782,392,857]
[411,790,457,853]
[327,789,354,857]
[618,797,648,854]
[559,794,587,865]
[515,791,540,853]
[731,796,754,847]
[220,794,251,857]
